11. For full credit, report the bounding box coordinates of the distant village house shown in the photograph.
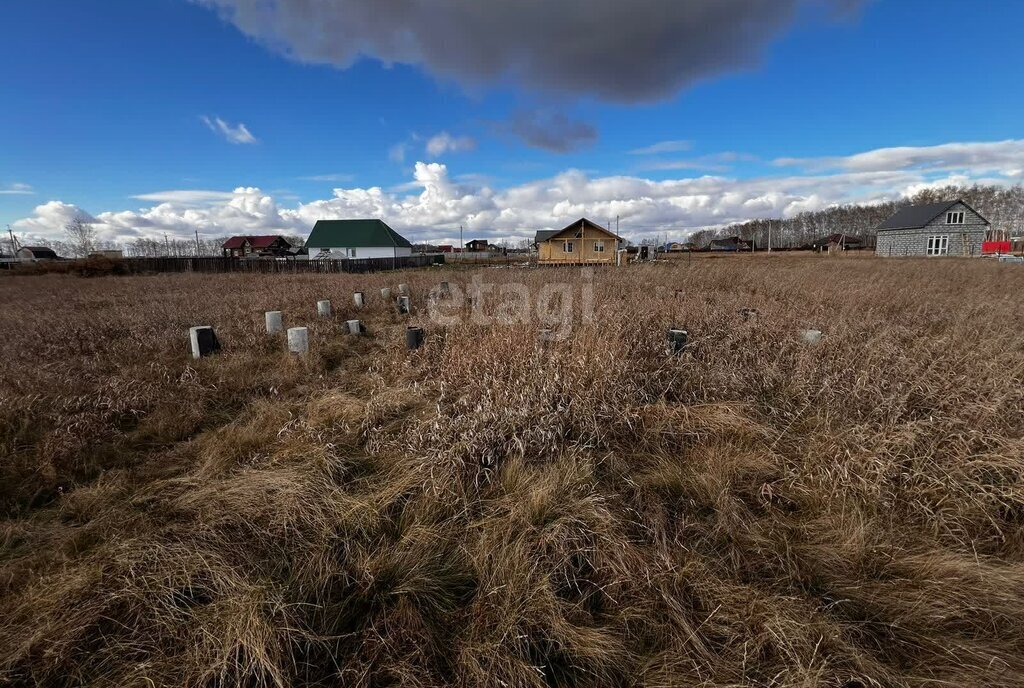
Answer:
[875,200,989,257]
[305,219,412,260]
[222,235,292,258]
[810,234,863,252]
[16,246,59,262]
[535,218,622,265]
[709,236,751,252]
[465,239,492,252]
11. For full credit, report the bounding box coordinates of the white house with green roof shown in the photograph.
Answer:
[305,219,414,260]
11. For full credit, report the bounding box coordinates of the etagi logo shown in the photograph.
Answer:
[427,269,595,339]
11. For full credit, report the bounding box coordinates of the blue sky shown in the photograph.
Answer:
[2,0,1023,246]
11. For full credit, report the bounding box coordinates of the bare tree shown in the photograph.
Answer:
[688,228,716,248]
[64,218,96,258]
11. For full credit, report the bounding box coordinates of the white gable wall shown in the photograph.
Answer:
[308,246,413,260]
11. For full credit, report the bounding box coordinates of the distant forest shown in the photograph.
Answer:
[687,184,1024,250]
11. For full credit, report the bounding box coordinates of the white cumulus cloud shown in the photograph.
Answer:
[11,201,97,235]
[11,140,1024,247]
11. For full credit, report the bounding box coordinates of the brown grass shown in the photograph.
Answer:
[1,256,1023,687]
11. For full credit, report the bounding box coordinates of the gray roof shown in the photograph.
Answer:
[877,200,971,231]
[306,219,412,248]
[534,230,559,244]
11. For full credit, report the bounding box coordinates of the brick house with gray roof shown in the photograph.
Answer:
[875,200,989,257]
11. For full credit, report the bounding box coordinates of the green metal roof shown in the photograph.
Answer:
[306,219,412,248]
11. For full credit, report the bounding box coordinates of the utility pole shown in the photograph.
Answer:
[459,224,463,257]
[767,220,772,254]
[194,229,201,257]
[164,232,170,257]
[6,225,18,255]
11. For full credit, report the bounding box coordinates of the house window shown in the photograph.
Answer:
[564,241,574,253]
[946,211,964,224]
[347,248,357,258]
[926,235,949,256]
[594,240,605,253]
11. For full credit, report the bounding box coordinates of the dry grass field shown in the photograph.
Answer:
[2,256,1024,687]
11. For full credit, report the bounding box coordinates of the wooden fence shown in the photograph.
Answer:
[440,252,533,266]
[118,255,441,274]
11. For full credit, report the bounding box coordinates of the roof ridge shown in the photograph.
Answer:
[876,199,978,231]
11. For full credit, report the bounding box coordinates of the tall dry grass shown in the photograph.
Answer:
[1,256,1023,686]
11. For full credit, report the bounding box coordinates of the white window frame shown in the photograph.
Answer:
[346,248,357,258]
[926,235,949,256]
[946,211,964,224]
[594,240,605,253]
[564,240,574,253]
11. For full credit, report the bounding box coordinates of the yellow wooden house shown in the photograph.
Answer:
[534,218,622,265]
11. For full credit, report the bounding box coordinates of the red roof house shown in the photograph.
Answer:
[221,235,292,258]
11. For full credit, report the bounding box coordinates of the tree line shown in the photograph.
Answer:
[686,184,1024,249]
[9,221,307,259]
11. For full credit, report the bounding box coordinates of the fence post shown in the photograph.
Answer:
[265,311,283,334]
[287,327,309,355]
[666,328,688,355]
[189,326,220,359]
[407,326,424,350]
